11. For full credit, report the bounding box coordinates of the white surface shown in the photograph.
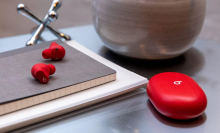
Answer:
[0,40,148,130]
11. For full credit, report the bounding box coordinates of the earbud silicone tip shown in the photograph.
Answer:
[42,49,52,59]
[48,64,56,75]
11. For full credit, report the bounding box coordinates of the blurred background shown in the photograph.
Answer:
[0,0,92,38]
[0,0,220,43]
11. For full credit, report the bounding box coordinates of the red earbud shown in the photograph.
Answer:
[42,42,65,60]
[31,63,56,84]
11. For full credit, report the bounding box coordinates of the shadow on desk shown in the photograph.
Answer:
[147,100,207,128]
[99,47,205,79]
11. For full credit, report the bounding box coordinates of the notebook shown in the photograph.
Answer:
[0,40,148,132]
[0,40,116,115]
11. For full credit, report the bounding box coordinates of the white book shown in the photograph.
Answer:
[0,40,148,132]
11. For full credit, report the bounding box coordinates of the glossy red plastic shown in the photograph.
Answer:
[147,72,207,120]
[42,42,65,60]
[31,63,56,84]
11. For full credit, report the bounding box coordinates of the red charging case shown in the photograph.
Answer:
[147,72,207,120]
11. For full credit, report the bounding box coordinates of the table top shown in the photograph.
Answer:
[1,25,220,133]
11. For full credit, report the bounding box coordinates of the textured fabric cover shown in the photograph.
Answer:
[0,40,116,104]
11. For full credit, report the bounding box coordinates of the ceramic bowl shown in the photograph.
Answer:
[92,0,206,59]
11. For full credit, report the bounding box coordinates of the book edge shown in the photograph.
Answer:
[0,73,116,116]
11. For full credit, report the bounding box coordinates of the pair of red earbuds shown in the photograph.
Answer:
[31,42,65,84]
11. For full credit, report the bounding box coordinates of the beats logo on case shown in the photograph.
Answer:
[147,72,207,120]
[31,63,56,84]
[42,42,65,60]
[174,81,182,85]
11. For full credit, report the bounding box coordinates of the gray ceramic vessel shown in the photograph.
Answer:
[92,0,206,59]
